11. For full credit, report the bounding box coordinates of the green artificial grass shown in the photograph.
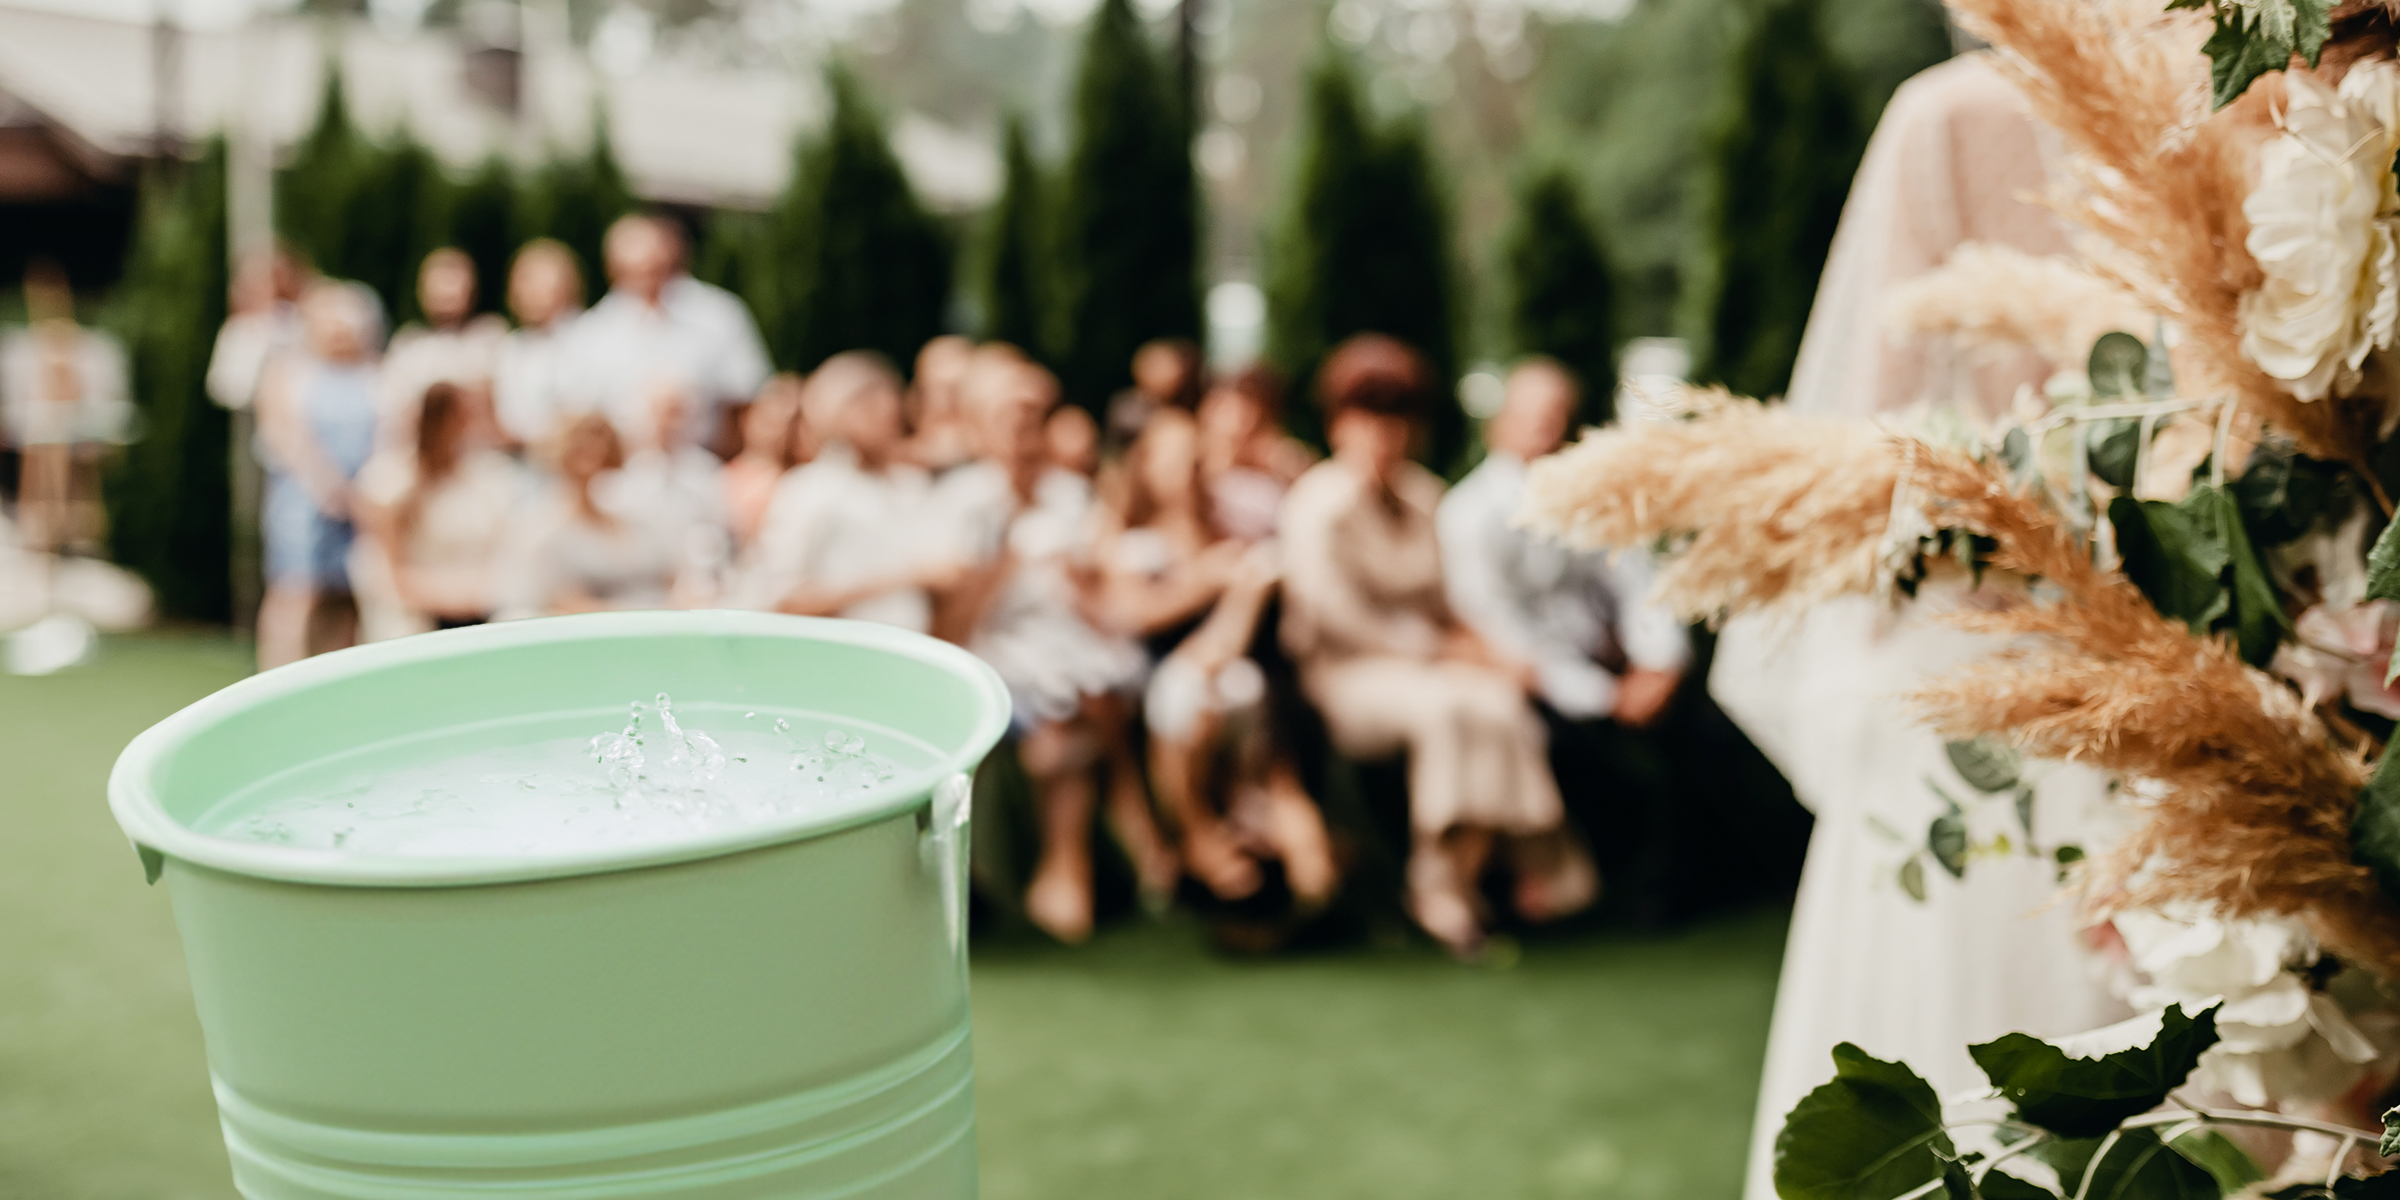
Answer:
[0,635,1786,1200]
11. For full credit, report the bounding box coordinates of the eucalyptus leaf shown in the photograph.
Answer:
[2002,426,2036,485]
[1773,1043,1955,1200]
[1947,739,2023,794]
[2088,332,2149,398]
[2232,446,2335,547]
[2016,788,2037,845]
[2109,496,2230,633]
[1929,809,1970,880]
[1969,1003,2222,1138]
[2352,754,2400,918]
[1900,856,1927,903]
[2088,420,2143,490]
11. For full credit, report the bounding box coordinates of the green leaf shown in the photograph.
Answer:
[1899,856,1928,903]
[2368,517,2400,606]
[2383,1104,2400,1158]
[2352,756,2400,917]
[2166,1126,2264,1194]
[1977,1170,2061,1200]
[1969,1003,2222,1138]
[2195,0,2334,109]
[1773,1043,1955,1200]
[2088,332,2149,398]
[2089,420,2143,490]
[2015,788,2038,844]
[2189,483,2292,666]
[2266,1171,2400,1198]
[1947,738,2023,793]
[1929,808,1970,880]
[2109,497,2230,633]
[2002,427,2036,485]
[2037,1129,2222,1200]
[2232,445,2336,546]
[1941,1154,1977,1200]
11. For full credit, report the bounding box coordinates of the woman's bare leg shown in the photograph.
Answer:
[1020,718,1099,944]
[1258,758,1336,908]
[257,582,316,671]
[1090,694,1178,907]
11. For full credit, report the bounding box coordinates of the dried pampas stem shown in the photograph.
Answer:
[1519,394,1897,618]
[1896,446,2400,976]
[1946,0,2383,474]
[1886,243,2156,369]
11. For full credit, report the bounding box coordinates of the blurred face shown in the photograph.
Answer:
[1490,365,1577,461]
[303,290,366,362]
[915,336,973,411]
[1138,415,1199,503]
[1329,408,1412,481]
[741,391,798,459]
[1047,406,1099,477]
[1133,343,1191,400]
[509,253,578,328]
[839,380,908,458]
[419,254,476,327]
[964,360,1057,468]
[604,219,675,304]
[562,422,617,483]
[1197,384,1262,456]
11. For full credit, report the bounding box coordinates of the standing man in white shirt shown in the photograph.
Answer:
[1437,357,1692,922]
[492,239,587,450]
[560,214,771,452]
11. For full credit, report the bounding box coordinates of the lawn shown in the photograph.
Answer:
[0,634,1785,1200]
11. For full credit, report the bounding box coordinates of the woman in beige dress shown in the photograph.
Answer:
[1278,334,1595,957]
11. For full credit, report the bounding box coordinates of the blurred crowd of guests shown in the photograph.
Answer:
[204,214,1692,957]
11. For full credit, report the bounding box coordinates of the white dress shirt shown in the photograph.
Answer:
[557,276,771,440]
[1437,451,1691,719]
[493,314,585,446]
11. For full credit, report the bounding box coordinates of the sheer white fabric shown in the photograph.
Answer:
[1723,55,2127,1200]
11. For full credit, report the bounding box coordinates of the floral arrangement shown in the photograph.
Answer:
[1520,0,2400,1195]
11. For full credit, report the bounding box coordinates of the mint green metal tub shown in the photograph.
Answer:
[108,611,1010,1199]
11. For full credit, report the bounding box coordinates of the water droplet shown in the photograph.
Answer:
[824,729,845,750]
[744,711,757,720]
[772,718,790,734]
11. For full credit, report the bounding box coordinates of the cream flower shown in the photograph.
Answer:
[2240,63,2400,401]
[2106,907,2378,1107]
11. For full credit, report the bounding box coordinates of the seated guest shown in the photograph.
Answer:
[601,380,730,604]
[493,239,586,450]
[1196,364,1314,541]
[1438,357,1689,728]
[1099,409,1335,911]
[932,347,1170,941]
[353,381,528,635]
[1104,336,1203,454]
[735,352,949,629]
[495,415,679,618]
[723,372,807,551]
[1278,334,1596,957]
[905,334,977,472]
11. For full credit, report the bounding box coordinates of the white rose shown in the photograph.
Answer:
[2240,63,2400,400]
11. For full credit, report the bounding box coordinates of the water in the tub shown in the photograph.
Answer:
[203,694,902,856]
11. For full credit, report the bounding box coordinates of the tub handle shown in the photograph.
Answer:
[925,772,973,957]
[137,843,165,886]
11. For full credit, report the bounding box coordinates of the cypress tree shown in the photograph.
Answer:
[104,143,232,621]
[1688,0,1865,400]
[1504,166,1619,423]
[980,114,1050,358]
[1264,51,1460,461]
[273,71,454,321]
[762,66,952,372]
[447,156,518,316]
[1052,0,1201,412]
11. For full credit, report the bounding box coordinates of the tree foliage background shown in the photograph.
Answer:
[1264,49,1459,463]
[1504,165,1618,423]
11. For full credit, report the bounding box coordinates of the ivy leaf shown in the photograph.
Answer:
[1773,1043,1955,1200]
[2351,754,2400,916]
[2109,496,2230,633]
[2192,0,2336,109]
[1977,1170,2061,1200]
[2232,445,2335,547]
[2189,483,2292,666]
[2036,1129,2222,1200]
[2167,1126,2264,1194]
[1947,738,2023,794]
[2367,516,2400,606]
[1969,1003,2222,1138]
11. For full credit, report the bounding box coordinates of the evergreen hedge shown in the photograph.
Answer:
[1504,166,1619,424]
[980,114,1050,360]
[1265,49,1460,464]
[104,143,231,622]
[1052,0,1201,412]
